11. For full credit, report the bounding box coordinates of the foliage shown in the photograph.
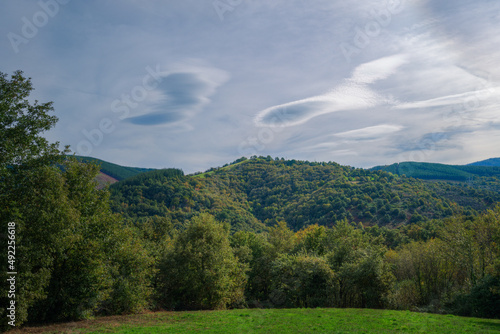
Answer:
[156,213,247,310]
[0,71,152,329]
[0,70,67,173]
[110,166,266,232]
[269,254,335,308]
[371,161,500,181]
[372,161,500,194]
[0,70,67,328]
[110,157,500,233]
[73,155,156,181]
[6,160,154,324]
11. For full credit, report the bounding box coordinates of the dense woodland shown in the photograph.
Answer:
[110,157,500,233]
[1,71,499,330]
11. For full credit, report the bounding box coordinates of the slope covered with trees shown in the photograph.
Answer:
[73,155,156,181]
[371,161,500,192]
[110,156,500,231]
[469,157,500,167]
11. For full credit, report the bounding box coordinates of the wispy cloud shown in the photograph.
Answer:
[396,87,500,110]
[254,54,408,127]
[334,124,404,140]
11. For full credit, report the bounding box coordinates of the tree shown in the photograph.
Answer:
[230,230,273,306]
[1,70,67,328]
[157,214,247,310]
[0,71,151,327]
[293,224,327,255]
[28,161,153,322]
[268,221,296,256]
[0,70,66,173]
[270,254,335,308]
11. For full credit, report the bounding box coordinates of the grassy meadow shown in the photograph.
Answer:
[9,308,500,334]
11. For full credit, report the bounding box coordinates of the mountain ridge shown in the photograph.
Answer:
[468,157,500,167]
[106,156,500,232]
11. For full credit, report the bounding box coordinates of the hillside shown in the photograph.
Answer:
[370,161,500,180]
[72,155,156,180]
[371,161,500,193]
[95,171,119,188]
[468,157,500,167]
[109,156,500,231]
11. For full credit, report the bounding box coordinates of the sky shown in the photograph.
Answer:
[2,0,500,173]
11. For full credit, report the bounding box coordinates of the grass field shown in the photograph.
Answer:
[9,308,500,334]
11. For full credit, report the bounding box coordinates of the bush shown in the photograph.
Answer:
[447,274,500,318]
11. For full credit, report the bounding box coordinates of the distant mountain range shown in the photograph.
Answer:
[75,155,500,185]
[467,157,500,167]
[370,159,500,182]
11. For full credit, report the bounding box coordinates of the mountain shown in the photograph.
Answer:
[72,155,156,181]
[108,156,500,232]
[468,157,500,167]
[370,161,500,194]
[371,161,500,180]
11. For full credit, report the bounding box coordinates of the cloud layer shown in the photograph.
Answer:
[1,0,500,172]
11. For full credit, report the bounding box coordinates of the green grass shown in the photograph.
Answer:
[12,308,500,334]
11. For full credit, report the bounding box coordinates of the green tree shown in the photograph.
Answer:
[0,70,67,328]
[0,70,66,173]
[293,224,327,255]
[270,254,335,308]
[157,214,247,310]
[30,161,153,321]
[268,221,296,256]
[0,71,151,327]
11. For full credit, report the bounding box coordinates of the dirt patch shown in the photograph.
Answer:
[6,311,178,334]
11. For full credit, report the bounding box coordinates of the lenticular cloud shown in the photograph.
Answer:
[254,54,408,127]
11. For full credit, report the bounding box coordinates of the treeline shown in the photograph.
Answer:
[1,161,152,328]
[144,210,500,318]
[372,162,500,194]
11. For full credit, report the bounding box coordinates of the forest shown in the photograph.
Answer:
[1,71,499,330]
[110,156,500,232]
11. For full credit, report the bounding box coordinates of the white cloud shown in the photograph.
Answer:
[350,54,408,84]
[254,54,408,127]
[334,124,405,139]
[396,87,500,110]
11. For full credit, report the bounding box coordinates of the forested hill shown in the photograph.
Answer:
[72,155,156,180]
[370,161,500,193]
[371,161,500,181]
[468,157,500,167]
[109,156,500,232]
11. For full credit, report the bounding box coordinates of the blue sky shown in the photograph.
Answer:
[2,0,500,173]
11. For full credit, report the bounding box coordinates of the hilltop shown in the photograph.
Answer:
[468,157,500,167]
[107,156,500,231]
